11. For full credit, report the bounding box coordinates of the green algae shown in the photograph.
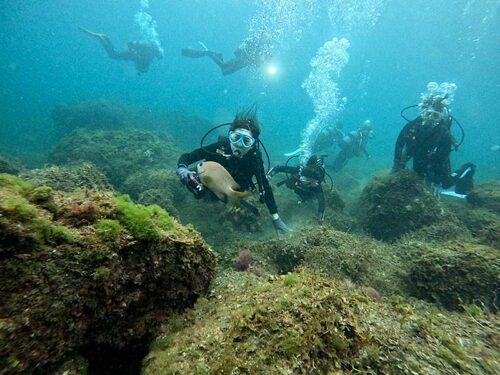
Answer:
[143,269,500,375]
[358,170,443,241]
[113,195,174,240]
[0,174,217,374]
[95,219,122,242]
[21,162,113,193]
[406,241,499,311]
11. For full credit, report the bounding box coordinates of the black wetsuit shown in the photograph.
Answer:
[177,138,278,214]
[332,130,370,172]
[394,116,475,193]
[100,38,161,73]
[394,116,456,186]
[272,166,325,218]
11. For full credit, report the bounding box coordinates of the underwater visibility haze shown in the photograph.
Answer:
[0,1,499,374]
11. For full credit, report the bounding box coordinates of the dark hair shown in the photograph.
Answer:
[230,106,261,138]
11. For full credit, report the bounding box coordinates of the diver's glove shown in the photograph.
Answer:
[272,214,292,233]
[176,165,195,184]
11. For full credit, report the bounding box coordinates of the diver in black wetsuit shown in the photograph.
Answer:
[181,36,265,75]
[331,121,374,172]
[268,155,326,221]
[80,27,163,74]
[393,95,475,195]
[176,110,291,233]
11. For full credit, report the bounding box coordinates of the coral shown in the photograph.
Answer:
[405,241,499,311]
[20,162,113,192]
[233,250,253,271]
[0,174,217,374]
[48,129,180,188]
[143,269,500,375]
[358,170,443,241]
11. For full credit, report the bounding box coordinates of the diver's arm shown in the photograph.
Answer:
[393,122,412,170]
[177,142,219,168]
[255,159,278,215]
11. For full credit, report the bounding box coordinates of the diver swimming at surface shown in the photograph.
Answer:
[181,36,268,75]
[80,27,163,74]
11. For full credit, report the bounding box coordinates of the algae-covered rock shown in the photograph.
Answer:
[0,174,217,374]
[48,128,180,187]
[247,226,403,295]
[143,270,500,375]
[0,154,21,175]
[467,182,500,214]
[51,99,135,136]
[20,162,113,192]
[444,199,500,248]
[406,241,499,311]
[358,170,443,241]
[120,168,187,216]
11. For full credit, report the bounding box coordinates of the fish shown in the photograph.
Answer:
[196,161,250,206]
[491,145,499,151]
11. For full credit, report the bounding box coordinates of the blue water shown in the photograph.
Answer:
[0,0,499,179]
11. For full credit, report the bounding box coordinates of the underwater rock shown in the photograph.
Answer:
[406,241,499,311]
[249,226,403,295]
[398,211,472,244]
[444,198,500,248]
[120,168,187,217]
[48,128,180,188]
[20,162,113,192]
[0,154,21,175]
[467,182,500,214]
[358,170,443,241]
[51,99,135,137]
[144,269,499,374]
[0,174,217,374]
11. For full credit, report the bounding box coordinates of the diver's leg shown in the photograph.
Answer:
[332,150,349,172]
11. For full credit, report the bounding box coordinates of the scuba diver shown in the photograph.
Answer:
[80,27,163,74]
[284,122,344,158]
[176,109,291,233]
[181,36,267,75]
[393,84,475,196]
[331,120,374,172]
[268,155,327,221]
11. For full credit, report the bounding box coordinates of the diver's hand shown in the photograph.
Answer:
[176,165,195,184]
[272,215,292,233]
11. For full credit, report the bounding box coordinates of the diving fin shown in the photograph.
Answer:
[284,148,302,157]
[79,27,108,40]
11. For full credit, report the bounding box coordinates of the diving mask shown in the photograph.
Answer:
[299,176,319,188]
[422,109,445,124]
[229,130,255,148]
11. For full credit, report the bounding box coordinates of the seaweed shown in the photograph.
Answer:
[358,170,443,241]
[143,269,500,374]
[0,174,217,374]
